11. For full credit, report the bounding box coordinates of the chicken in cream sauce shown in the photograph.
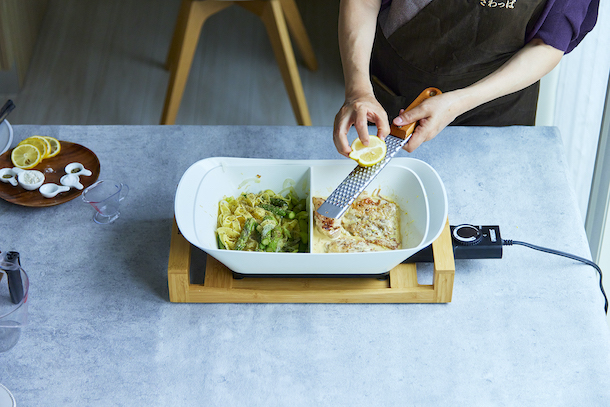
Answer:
[312,193,401,253]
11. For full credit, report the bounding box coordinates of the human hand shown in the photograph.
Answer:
[333,93,390,157]
[392,91,465,153]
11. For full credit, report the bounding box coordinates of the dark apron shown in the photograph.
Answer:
[371,0,547,126]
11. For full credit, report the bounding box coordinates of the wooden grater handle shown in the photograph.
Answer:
[390,87,442,139]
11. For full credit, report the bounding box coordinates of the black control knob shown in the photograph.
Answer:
[452,224,483,246]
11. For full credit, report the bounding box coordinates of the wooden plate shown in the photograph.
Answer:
[0,141,100,207]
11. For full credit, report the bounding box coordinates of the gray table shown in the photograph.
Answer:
[1,125,609,406]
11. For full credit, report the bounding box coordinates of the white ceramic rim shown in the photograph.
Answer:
[0,120,13,156]
[0,383,16,407]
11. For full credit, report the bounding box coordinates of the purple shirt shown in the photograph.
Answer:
[526,0,599,53]
[380,0,598,53]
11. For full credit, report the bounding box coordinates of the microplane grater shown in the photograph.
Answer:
[316,133,411,219]
[316,87,441,219]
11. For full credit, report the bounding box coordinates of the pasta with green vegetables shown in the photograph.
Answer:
[216,188,309,252]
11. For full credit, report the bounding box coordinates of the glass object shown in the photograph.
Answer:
[82,180,129,224]
[0,252,29,353]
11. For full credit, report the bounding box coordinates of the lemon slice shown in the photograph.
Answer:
[43,136,61,158]
[348,135,387,167]
[11,144,42,169]
[19,136,50,159]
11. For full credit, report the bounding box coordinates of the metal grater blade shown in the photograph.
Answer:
[316,133,411,219]
[316,87,442,219]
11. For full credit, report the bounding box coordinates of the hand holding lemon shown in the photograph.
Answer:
[348,135,387,167]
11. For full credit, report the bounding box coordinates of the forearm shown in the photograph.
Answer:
[394,39,564,152]
[338,0,381,98]
[449,39,564,116]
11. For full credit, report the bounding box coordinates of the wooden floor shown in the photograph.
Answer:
[0,0,345,126]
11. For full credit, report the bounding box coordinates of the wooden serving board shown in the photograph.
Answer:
[0,141,100,207]
[167,218,455,304]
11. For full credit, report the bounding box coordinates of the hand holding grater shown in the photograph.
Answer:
[317,87,442,219]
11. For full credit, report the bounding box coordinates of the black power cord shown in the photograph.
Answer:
[503,239,608,315]
[406,225,608,314]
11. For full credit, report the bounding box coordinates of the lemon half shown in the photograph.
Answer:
[348,136,387,167]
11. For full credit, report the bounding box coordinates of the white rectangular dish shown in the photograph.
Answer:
[174,157,448,275]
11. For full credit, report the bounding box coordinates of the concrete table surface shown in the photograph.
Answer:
[0,125,609,406]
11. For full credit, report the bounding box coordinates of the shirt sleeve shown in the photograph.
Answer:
[526,0,599,53]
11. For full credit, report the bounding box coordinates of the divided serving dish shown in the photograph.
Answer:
[174,157,448,275]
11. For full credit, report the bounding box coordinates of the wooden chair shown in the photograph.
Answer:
[161,0,318,125]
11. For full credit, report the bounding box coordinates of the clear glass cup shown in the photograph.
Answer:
[82,180,129,224]
[0,268,29,353]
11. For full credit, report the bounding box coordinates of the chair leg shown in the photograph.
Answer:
[165,0,192,71]
[161,0,233,125]
[279,0,317,71]
[239,0,312,126]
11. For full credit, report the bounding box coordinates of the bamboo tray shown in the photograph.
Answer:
[167,218,455,303]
